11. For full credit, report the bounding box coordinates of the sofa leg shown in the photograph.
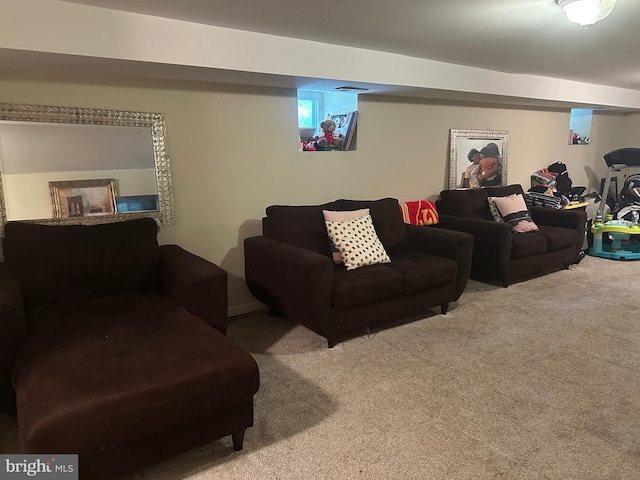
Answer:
[440,303,449,314]
[231,429,245,451]
[502,279,509,288]
[563,263,570,270]
[327,333,336,348]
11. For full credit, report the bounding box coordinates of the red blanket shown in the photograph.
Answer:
[399,200,439,225]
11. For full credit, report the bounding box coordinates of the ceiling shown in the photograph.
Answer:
[63,0,640,92]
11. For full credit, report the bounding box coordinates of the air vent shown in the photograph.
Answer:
[334,86,369,92]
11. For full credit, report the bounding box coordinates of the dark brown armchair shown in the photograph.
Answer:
[0,218,259,479]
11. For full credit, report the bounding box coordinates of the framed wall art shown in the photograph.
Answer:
[49,179,116,218]
[449,129,509,189]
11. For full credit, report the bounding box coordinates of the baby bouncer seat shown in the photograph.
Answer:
[591,148,640,259]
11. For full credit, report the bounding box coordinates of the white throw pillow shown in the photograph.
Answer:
[322,209,370,263]
[489,194,539,233]
[487,197,504,222]
[324,214,391,270]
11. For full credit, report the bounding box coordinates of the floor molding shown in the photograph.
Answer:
[228,301,265,318]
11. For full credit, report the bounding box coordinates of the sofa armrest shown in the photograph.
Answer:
[436,214,513,251]
[436,214,514,283]
[159,245,228,334]
[244,236,333,325]
[406,225,474,298]
[530,206,587,232]
[0,263,26,413]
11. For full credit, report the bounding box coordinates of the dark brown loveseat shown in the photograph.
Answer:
[436,185,587,287]
[244,198,474,347]
[0,218,260,479]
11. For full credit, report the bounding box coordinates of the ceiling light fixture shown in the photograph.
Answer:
[557,0,617,27]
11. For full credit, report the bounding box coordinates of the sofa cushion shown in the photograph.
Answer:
[437,188,493,220]
[263,202,340,256]
[487,197,504,222]
[14,291,260,454]
[489,194,539,233]
[325,214,391,270]
[332,264,403,309]
[388,250,458,295]
[510,232,548,259]
[2,219,160,307]
[322,208,369,263]
[338,198,409,250]
[536,225,579,251]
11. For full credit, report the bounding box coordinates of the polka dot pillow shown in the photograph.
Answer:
[325,214,391,270]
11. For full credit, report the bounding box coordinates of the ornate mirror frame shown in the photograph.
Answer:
[449,128,509,190]
[0,103,175,234]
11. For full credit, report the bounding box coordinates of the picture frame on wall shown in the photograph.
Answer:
[49,179,117,218]
[328,111,358,151]
[449,129,509,189]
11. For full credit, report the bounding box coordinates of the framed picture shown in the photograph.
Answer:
[328,111,358,150]
[49,179,117,218]
[449,129,509,189]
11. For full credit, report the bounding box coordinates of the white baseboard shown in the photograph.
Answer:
[228,301,266,318]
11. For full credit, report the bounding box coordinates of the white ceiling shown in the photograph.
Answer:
[63,0,640,92]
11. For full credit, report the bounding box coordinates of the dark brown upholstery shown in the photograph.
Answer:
[245,198,474,347]
[0,218,260,479]
[3,220,160,306]
[436,185,587,287]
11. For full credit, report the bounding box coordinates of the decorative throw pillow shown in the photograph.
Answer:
[399,200,439,225]
[487,197,504,222]
[322,209,370,263]
[489,194,539,233]
[324,214,391,270]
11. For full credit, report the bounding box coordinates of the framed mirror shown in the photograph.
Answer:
[0,103,175,235]
[449,129,509,190]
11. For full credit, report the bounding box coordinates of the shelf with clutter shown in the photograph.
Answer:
[300,111,358,152]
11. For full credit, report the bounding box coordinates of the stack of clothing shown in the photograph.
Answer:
[524,191,562,209]
[530,168,558,190]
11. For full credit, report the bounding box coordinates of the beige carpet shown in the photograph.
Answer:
[2,255,640,479]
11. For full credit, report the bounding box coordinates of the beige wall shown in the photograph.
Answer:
[0,71,634,314]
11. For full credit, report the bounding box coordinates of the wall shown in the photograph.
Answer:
[0,71,630,314]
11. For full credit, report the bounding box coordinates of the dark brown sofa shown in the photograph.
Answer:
[436,184,587,287]
[244,198,474,347]
[0,218,260,479]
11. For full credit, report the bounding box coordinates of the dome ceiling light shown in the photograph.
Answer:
[557,0,618,27]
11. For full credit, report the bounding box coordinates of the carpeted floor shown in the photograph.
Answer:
[2,255,640,479]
